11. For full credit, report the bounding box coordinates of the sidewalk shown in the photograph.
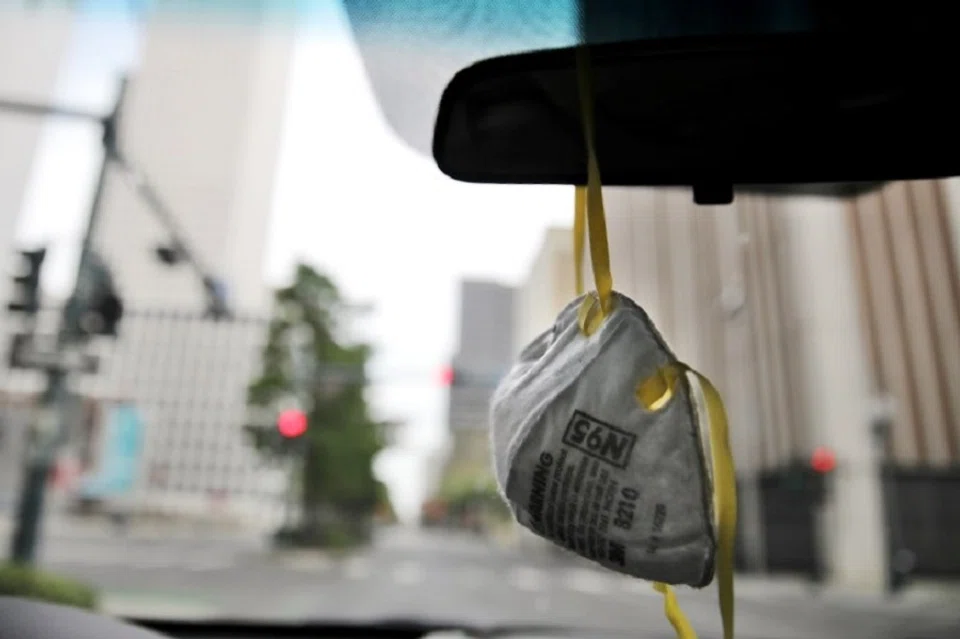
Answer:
[0,513,269,544]
[728,573,960,622]
[99,591,222,620]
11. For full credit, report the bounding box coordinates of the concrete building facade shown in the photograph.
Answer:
[516,181,960,590]
[512,227,579,356]
[442,279,515,484]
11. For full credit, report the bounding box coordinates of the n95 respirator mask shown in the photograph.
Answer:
[490,292,719,588]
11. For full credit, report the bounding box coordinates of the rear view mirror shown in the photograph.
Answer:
[432,33,957,204]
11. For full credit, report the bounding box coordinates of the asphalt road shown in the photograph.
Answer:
[36,526,960,639]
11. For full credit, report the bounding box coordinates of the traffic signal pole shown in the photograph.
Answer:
[8,78,129,564]
[3,75,234,563]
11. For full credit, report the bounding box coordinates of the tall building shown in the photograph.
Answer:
[95,14,291,312]
[534,181,960,590]
[72,11,295,526]
[442,279,514,482]
[0,5,74,315]
[513,227,579,355]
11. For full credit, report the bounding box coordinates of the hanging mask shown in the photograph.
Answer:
[487,47,737,639]
[490,291,718,587]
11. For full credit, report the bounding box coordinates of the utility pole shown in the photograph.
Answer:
[8,78,129,564]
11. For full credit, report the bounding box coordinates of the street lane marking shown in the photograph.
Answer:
[44,552,238,572]
[284,554,333,572]
[392,560,423,585]
[188,556,233,572]
[130,556,176,569]
[376,527,423,550]
[456,568,486,589]
[344,557,371,580]
[42,548,126,566]
[508,566,547,592]
[565,568,610,595]
[535,595,550,612]
[41,556,109,567]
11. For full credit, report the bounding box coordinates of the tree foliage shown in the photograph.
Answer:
[245,264,390,543]
[0,564,98,610]
[437,470,510,519]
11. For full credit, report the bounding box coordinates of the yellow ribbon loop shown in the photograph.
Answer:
[636,366,680,411]
[691,368,737,639]
[573,44,736,639]
[653,582,698,639]
[574,186,587,297]
[637,364,738,639]
[574,47,613,317]
[575,291,605,336]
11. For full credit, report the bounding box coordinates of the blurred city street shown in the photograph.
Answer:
[10,521,956,639]
[2,7,960,639]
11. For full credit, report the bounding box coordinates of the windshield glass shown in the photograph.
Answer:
[1,3,959,639]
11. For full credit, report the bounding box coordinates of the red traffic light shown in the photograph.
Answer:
[438,365,455,387]
[277,409,308,438]
[810,446,836,473]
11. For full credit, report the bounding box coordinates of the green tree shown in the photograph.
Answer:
[245,264,389,546]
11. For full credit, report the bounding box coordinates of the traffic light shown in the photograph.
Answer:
[782,449,836,505]
[155,243,183,266]
[810,446,837,474]
[203,276,231,320]
[439,365,457,387]
[277,408,307,439]
[92,292,124,337]
[806,447,835,506]
[438,365,504,388]
[67,251,124,337]
[8,248,46,316]
[84,253,123,336]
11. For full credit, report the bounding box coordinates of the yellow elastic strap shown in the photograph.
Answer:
[692,367,737,639]
[653,582,698,639]
[574,186,587,296]
[638,364,738,639]
[574,45,736,639]
[574,47,613,316]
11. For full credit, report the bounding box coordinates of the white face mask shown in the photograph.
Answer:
[492,45,737,639]
[489,292,717,588]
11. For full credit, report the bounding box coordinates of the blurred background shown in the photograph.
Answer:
[0,2,958,638]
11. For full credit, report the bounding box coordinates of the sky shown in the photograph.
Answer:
[14,1,573,521]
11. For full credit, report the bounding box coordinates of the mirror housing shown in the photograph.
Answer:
[432,33,957,203]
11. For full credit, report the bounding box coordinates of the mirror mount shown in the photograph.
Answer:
[693,183,734,206]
